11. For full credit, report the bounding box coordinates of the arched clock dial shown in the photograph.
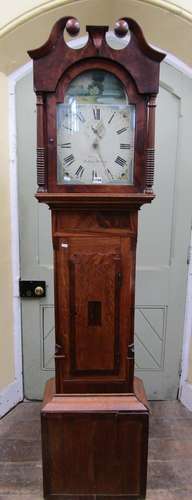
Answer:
[56,70,135,185]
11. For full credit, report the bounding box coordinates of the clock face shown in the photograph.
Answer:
[57,70,135,185]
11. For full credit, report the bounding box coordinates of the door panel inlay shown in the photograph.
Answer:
[69,246,121,375]
[88,301,102,326]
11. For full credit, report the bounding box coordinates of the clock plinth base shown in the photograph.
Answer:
[41,378,149,500]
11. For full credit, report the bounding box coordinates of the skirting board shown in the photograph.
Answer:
[0,379,23,417]
[180,381,192,412]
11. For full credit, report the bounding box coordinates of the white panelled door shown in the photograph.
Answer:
[16,61,192,399]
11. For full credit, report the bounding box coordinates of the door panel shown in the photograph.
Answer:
[16,62,192,399]
[135,64,192,398]
[16,73,54,398]
[54,235,122,376]
[53,231,134,392]
[68,242,121,374]
[135,79,179,395]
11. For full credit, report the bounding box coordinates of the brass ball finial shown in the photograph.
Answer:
[66,18,80,37]
[114,19,129,38]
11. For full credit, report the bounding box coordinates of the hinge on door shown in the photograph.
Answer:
[178,357,182,379]
[187,228,192,266]
[128,343,135,357]
[187,244,192,266]
[177,358,183,400]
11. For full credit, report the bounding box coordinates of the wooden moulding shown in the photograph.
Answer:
[35,192,155,210]
[28,17,165,94]
[28,17,165,196]
[42,377,149,413]
[41,378,149,500]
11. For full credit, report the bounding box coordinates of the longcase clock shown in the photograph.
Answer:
[29,17,165,500]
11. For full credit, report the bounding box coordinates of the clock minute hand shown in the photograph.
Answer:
[93,139,111,179]
[91,124,102,134]
[91,125,98,135]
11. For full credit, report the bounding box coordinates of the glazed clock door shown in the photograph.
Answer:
[17,62,192,400]
[56,70,135,186]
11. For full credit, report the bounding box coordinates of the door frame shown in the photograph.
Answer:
[8,35,192,407]
[179,230,192,409]
[7,61,33,412]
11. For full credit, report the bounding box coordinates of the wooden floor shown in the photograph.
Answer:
[0,400,192,499]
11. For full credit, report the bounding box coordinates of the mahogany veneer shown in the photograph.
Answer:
[52,208,138,394]
[41,378,149,500]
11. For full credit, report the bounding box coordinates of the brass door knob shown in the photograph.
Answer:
[34,286,44,297]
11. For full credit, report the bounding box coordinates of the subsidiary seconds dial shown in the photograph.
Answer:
[57,103,135,185]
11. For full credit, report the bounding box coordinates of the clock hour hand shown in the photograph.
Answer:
[91,122,105,139]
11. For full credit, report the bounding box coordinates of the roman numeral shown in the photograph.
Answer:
[115,156,127,167]
[120,143,131,149]
[75,165,84,178]
[63,154,74,166]
[93,107,101,120]
[60,143,71,149]
[92,169,97,179]
[108,112,115,124]
[116,127,127,135]
[76,112,86,123]
[92,170,102,183]
[107,168,113,179]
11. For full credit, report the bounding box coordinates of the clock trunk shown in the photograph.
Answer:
[52,209,137,393]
